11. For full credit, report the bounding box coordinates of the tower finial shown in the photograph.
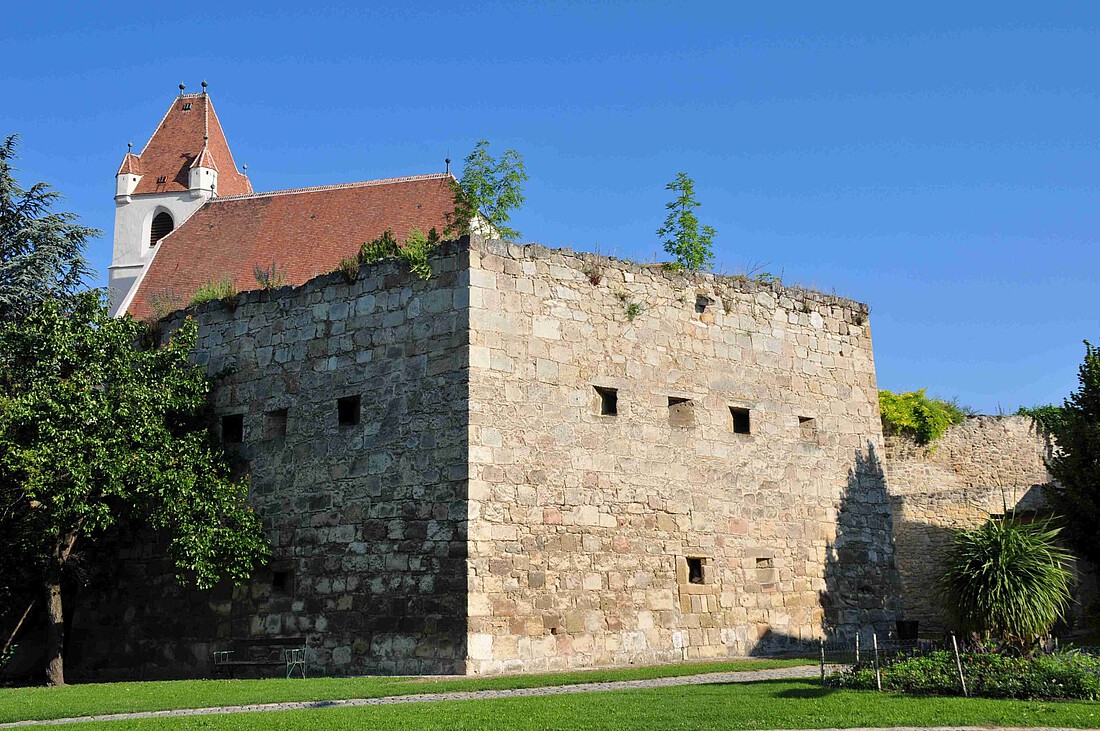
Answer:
[127,141,133,155]
[201,80,208,94]
[445,157,451,174]
[179,83,185,96]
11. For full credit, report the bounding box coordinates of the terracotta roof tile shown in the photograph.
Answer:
[190,146,219,171]
[124,174,455,320]
[131,94,251,197]
[116,152,143,176]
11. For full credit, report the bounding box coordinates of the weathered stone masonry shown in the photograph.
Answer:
[70,237,900,678]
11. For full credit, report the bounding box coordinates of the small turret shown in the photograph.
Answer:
[188,137,219,199]
[115,143,142,202]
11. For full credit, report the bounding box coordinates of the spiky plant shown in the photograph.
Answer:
[939,518,1073,652]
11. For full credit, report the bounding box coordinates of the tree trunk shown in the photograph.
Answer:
[44,578,64,686]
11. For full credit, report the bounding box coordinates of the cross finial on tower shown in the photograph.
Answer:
[179,83,185,96]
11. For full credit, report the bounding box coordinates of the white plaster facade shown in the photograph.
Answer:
[107,191,205,316]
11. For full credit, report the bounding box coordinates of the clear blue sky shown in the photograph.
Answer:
[2,2,1097,414]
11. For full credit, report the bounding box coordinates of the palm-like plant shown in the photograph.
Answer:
[939,518,1074,652]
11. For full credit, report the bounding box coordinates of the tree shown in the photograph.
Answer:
[939,519,1073,653]
[446,139,528,241]
[1039,341,1100,567]
[656,172,716,272]
[0,292,269,685]
[0,135,96,322]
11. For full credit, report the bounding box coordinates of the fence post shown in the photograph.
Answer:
[872,632,882,691]
[950,633,968,698]
[855,630,860,664]
[819,638,826,685]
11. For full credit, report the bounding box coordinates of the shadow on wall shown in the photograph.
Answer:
[819,443,899,640]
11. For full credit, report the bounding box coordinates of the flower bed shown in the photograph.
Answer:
[826,650,1100,700]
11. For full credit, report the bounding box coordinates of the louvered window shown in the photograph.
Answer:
[149,212,174,247]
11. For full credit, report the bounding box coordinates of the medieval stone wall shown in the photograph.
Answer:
[70,244,471,679]
[884,415,1096,632]
[464,240,895,674]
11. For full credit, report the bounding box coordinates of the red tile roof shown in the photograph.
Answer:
[123,174,455,320]
[116,152,142,176]
[129,94,251,197]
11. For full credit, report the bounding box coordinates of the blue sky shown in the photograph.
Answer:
[2,2,1097,413]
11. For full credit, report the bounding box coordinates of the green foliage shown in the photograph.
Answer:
[1040,341,1100,568]
[446,140,528,241]
[336,257,359,284]
[828,650,1100,700]
[399,228,433,280]
[357,229,400,264]
[939,519,1073,650]
[189,277,238,307]
[1016,403,1066,435]
[0,292,268,682]
[878,388,967,445]
[0,134,97,322]
[252,260,286,290]
[656,172,716,272]
[356,228,440,280]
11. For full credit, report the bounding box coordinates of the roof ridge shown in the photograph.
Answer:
[213,173,455,201]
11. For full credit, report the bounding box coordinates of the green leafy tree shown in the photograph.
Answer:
[0,135,96,321]
[656,172,716,272]
[1040,341,1100,568]
[0,292,269,685]
[878,388,968,445]
[939,519,1073,653]
[445,140,527,241]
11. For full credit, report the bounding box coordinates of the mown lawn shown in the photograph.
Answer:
[38,679,1100,730]
[0,659,809,723]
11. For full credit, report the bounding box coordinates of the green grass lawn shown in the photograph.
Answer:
[34,679,1100,730]
[0,659,809,723]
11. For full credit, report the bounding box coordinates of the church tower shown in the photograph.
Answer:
[108,83,251,315]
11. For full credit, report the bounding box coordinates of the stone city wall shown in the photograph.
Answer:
[69,243,472,679]
[884,415,1096,633]
[464,239,896,674]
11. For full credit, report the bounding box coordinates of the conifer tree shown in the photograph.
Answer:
[0,135,96,321]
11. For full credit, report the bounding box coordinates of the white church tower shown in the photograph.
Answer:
[108,82,252,315]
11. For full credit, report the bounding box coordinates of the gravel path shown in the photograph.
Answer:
[0,665,1086,730]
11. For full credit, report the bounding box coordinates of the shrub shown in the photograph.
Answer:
[357,229,400,265]
[827,650,1100,700]
[252,260,286,289]
[189,277,238,307]
[336,257,359,284]
[879,388,967,444]
[399,228,433,280]
[939,519,1073,651]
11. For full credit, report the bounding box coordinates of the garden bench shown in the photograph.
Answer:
[212,637,307,679]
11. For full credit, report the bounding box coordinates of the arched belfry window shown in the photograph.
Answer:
[150,211,174,247]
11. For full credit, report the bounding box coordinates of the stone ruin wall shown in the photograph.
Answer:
[69,244,472,679]
[884,415,1097,633]
[464,240,896,674]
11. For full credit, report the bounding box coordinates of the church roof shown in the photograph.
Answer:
[129,93,251,196]
[122,173,455,320]
[189,146,219,171]
[116,152,142,176]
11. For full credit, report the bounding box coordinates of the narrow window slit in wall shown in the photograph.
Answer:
[221,414,244,444]
[594,386,618,416]
[181,102,193,111]
[695,295,713,314]
[687,557,705,584]
[756,557,776,586]
[155,175,167,184]
[730,407,751,434]
[799,416,817,439]
[265,408,289,437]
[338,395,361,426]
[272,570,292,595]
[668,397,694,428]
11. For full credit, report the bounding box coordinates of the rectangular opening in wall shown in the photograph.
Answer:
[687,557,705,584]
[265,408,288,438]
[155,175,167,184]
[730,406,751,434]
[181,102,193,111]
[594,386,618,416]
[337,396,361,426]
[221,414,244,444]
[695,295,713,314]
[272,569,292,595]
[756,556,777,586]
[799,416,816,439]
[668,397,694,428]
